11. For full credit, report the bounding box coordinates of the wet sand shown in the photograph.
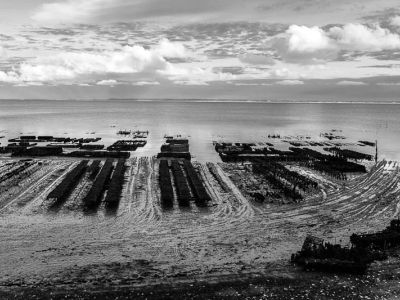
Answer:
[0,158,399,298]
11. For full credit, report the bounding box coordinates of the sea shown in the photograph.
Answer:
[0,100,399,162]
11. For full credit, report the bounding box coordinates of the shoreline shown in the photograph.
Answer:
[1,98,400,105]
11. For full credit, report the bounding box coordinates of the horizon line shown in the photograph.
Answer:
[0,98,400,104]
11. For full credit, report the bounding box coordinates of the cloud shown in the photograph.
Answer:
[21,46,167,81]
[239,53,275,65]
[97,79,118,86]
[31,0,243,24]
[0,39,187,84]
[159,62,236,84]
[336,80,367,86]
[270,23,400,64]
[0,36,239,85]
[0,46,6,57]
[269,68,302,79]
[285,25,332,53]
[270,25,338,64]
[275,79,304,85]
[330,23,400,51]
[0,71,19,83]
[5,18,400,87]
[32,0,107,24]
[173,80,209,86]
[132,80,160,85]
[14,82,44,87]
[30,0,400,26]
[233,82,269,86]
[154,38,187,59]
[390,16,400,27]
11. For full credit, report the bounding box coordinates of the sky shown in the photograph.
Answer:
[1,0,400,100]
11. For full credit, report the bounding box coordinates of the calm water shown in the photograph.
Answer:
[0,100,399,162]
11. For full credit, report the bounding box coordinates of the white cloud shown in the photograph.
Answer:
[18,63,76,82]
[154,38,187,59]
[173,80,209,86]
[271,23,400,64]
[390,16,400,27]
[233,82,265,86]
[0,71,19,83]
[160,64,236,83]
[0,37,241,85]
[0,40,188,84]
[275,79,304,85]
[329,24,400,51]
[132,81,160,86]
[239,53,275,65]
[270,25,338,64]
[286,25,332,53]
[30,0,243,24]
[269,67,302,79]
[97,79,118,86]
[0,46,6,57]
[5,19,400,87]
[336,80,367,86]
[14,82,44,87]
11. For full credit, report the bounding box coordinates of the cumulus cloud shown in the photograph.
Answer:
[0,71,19,83]
[6,18,400,87]
[0,39,187,84]
[336,80,367,86]
[285,25,332,53]
[270,25,338,64]
[270,23,400,64]
[330,24,400,51]
[0,37,240,86]
[390,16,400,27]
[275,79,304,85]
[154,38,187,59]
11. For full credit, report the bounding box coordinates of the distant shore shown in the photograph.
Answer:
[1,98,400,104]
